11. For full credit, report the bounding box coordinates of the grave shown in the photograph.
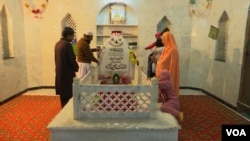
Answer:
[47,31,180,141]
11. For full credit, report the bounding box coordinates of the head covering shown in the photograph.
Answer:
[155,32,161,39]
[84,30,93,36]
[161,27,170,35]
[161,32,177,48]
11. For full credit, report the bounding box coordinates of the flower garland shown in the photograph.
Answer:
[24,0,48,18]
[129,50,139,66]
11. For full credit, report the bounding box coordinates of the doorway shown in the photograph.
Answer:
[237,7,250,118]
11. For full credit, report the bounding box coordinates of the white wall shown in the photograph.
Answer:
[187,0,250,106]
[27,0,191,87]
[0,0,27,102]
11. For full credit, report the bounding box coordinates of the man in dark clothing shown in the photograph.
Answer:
[55,27,79,108]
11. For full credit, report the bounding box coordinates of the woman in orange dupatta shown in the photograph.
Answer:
[156,32,180,96]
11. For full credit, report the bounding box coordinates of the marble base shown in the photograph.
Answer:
[47,99,180,141]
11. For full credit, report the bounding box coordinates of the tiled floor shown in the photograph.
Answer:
[23,88,205,96]
[239,112,250,120]
[179,89,205,95]
[23,89,56,96]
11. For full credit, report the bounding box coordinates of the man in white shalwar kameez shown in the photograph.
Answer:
[76,30,99,78]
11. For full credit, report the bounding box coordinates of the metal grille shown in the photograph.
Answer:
[157,16,168,32]
[65,16,77,33]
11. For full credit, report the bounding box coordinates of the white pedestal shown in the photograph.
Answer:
[48,99,180,141]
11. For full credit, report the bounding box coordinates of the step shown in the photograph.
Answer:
[47,99,180,141]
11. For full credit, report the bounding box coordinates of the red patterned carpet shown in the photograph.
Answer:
[0,95,61,141]
[179,95,250,141]
[0,94,249,141]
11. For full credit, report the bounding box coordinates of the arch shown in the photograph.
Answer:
[0,5,14,59]
[95,2,138,46]
[214,11,229,62]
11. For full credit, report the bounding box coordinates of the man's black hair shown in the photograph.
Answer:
[161,27,169,35]
[62,27,74,38]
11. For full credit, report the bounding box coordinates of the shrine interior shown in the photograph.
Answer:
[0,0,250,118]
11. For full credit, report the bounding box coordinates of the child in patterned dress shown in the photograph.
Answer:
[157,69,183,122]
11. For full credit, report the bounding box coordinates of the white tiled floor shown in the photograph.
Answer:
[179,89,205,95]
[23,88,204,96]
[23,89,56,96]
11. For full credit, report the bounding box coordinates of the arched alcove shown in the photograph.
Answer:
[215,11,229,62]
[96,2,138,47]
[0,5,14,59]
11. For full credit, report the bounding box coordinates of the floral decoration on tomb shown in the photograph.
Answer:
[24,0,48,18]
[108,31,125,47]
[98,73,132,85]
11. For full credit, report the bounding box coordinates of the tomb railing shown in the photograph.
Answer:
[73,65,158,119]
